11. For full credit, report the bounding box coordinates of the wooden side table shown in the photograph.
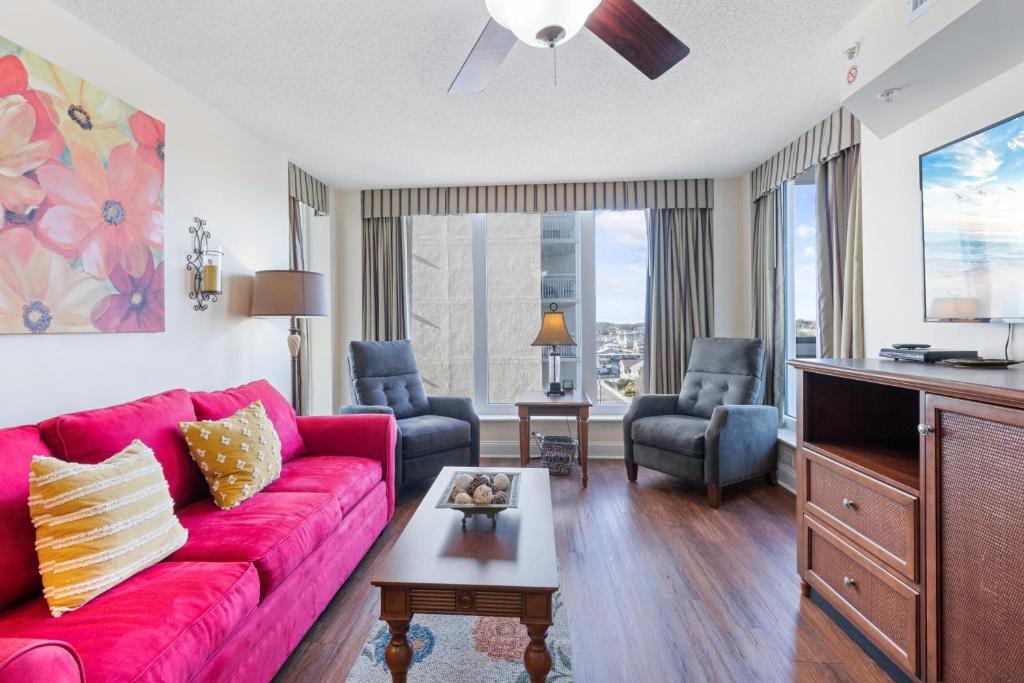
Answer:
[515,391,593,488]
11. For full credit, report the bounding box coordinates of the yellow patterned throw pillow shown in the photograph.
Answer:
[178,400,282,510]
[29,440,188,617]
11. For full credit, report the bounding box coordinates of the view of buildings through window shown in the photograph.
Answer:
[409,210,648,410]
[784,169,819,417]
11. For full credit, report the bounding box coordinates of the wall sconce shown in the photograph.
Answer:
[185,217,223,311]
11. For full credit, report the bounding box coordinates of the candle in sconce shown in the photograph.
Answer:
[201,248,223,295]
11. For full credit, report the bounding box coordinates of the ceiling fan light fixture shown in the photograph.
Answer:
[484,0,601,48]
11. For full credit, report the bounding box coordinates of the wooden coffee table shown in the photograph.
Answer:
[371,467,558,682]
[516,391,593,487]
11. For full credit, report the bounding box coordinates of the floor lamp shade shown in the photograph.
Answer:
[251,270,328,317]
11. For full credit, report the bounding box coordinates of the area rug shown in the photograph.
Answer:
[345,592,573,682]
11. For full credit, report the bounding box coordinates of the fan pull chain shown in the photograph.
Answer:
[552,45,557,88]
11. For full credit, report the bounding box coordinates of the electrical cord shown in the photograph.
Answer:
[1006,323,1015,360]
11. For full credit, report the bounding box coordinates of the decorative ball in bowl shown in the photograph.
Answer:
[436,471,521,527]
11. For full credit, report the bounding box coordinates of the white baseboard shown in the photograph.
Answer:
[482,439,800,490]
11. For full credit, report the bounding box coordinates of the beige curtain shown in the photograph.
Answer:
[645,208,715,394]
[751,191,785,412]
[362,217,409,341]
[816,145,864,359]
[287,197,313,415]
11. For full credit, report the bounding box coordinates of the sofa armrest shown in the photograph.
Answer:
[623,394,678,467]
[704,405,779,487]
[427,396,480,466]
[296,414,398,519]
[0,639,83,683]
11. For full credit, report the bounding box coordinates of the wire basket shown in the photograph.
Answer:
[534,434,577,476]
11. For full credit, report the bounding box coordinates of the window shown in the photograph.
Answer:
[783,168,819,417]
[409,211,647,413]
[594,211,647,405]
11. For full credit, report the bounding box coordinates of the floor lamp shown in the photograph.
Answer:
[251,270,328,415]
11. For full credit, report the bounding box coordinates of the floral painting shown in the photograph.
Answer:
[0,35,164,335]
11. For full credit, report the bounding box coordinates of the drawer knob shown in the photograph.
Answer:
[917,423,934,436]
[842,576,856,588]
[841,498,856,510]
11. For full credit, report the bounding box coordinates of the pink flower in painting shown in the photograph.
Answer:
[91,251,164,333]
[471,617,530,660]
[0,55,63,158]
[0,228,108,334]
[36,143,163,280]
[0,95,50,225]
[129,111,165,171]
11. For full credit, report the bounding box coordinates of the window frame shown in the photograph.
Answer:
[782,169,820,420]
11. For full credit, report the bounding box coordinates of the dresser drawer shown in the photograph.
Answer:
[805,515,919,677]
[803,448,918,581]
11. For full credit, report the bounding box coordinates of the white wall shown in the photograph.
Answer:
[0,0,291,427]
[713,175,753,338]
[862,60,1024,359]
[331,189,363,409]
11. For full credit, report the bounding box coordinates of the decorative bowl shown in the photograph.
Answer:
[436,471,521,527]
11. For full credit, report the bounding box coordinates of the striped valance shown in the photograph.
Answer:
[751,108,861,200]
[361,178,714,219]
[288,162,330,216]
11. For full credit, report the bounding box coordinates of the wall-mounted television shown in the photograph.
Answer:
[921,110,1024,322]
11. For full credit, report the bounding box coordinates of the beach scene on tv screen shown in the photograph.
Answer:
[922,112,1024,320]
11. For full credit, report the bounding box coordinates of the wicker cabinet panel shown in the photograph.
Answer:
[805,516,919,676]
[805,450,918,581]
[927,398,1024,683]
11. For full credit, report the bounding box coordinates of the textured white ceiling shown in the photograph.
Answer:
[52,0,868,189]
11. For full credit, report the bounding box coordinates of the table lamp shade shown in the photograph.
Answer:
[531,309,575,347]
[251,270,328,317]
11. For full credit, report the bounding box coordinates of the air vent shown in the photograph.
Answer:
[906,0,939,25]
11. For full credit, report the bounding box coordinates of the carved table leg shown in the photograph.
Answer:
[384,618,413,682]
[578,408,589,488]
[523,623,552,682]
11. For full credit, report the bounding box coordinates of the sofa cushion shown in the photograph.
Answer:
[29,440,188,617]
[631,415,709,458]
[179,401,283,510]
[168,492,340,598]
[0,426,50,611]
[37,389,206,509]
[0,561,258,683]
[398,415,471,458]
[190,380,305,462]
[264,456,382,515]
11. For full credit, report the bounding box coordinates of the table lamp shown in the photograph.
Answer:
[251,270,328,414]
[532,303,576,396]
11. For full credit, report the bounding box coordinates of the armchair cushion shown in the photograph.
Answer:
[398,415,471,458]
[348,341,430,419]
[677,338,766,418]
[631,415,708,458]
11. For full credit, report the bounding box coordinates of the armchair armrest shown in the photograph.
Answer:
[704,405,779,487]
[296,414,398,519]
[427,396,480,466]
[338,404,394,416]
[0,639,83,683]
[623,394,678,468]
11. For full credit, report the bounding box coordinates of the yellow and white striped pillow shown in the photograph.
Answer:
[28,440,188,617]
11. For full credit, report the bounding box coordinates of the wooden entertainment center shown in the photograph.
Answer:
[793,359,1024,682]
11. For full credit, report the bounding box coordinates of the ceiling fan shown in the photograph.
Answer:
[449,0,690,95]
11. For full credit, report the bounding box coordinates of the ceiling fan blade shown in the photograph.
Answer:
[586,0,690,80]
[448,19,518,95]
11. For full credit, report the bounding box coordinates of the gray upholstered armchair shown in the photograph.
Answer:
[344,340,480,487]
[623,337,779,508]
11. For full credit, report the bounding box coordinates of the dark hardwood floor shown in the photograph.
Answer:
[274,460,890,682]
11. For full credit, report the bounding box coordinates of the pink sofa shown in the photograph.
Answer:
[0,380,397,683]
